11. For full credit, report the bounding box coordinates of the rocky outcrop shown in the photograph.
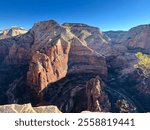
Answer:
[86,76,111,112]
[42,75,110,113]
[116,99,136,113]
[0,103,61,113]
[63,23,115,57]
[27,38,70,92]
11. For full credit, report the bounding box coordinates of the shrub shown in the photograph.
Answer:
[134,52,150,77]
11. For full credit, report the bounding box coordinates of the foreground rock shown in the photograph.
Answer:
[0,103,61,113]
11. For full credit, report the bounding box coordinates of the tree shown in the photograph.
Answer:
[134,52,150,77]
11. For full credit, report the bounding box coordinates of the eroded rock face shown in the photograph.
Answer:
[27,38,70,92]
[0,103,61,113]
[0,20,108,110]
[105,24,150,53]
[42,75,110,113]
[0,20,150,113]
[104,31,127,44]
[86,76,111,112]
[63,23,115,57]
[125,25,150,51]
[26,21,107,92]
[104,24,150,112]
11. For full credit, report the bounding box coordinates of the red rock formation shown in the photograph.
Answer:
[0,20,109,113]
[27,38,70,92]
[25,21,108,92]
[1,20,150,113]
[86,76,111,112]
[0,20,108,95]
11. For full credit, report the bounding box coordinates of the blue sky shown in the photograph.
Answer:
[0,0,150,31]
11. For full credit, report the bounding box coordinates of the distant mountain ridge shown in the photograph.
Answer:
[0,27,27,40]
[104,24,150,53]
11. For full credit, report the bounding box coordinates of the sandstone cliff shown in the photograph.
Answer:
[104,25,150,112]
[105,24,150,53]
[0,20,108,93]
[0,20,110,112]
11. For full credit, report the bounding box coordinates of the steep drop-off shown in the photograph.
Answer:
[0,20,150,112]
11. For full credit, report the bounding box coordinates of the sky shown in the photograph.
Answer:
[0,0,150,31]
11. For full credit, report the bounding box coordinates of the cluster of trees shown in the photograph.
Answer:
[134,52,150,77]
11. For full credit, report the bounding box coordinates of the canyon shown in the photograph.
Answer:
[0,20,150,113]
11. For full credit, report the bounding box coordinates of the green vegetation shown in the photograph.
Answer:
[134,52,150,77]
